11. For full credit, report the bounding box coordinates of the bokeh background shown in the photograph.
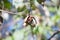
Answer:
[0,0,60,40]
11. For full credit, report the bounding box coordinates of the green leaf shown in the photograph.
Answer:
[17,5,26,12]
[37,0,46,4]
[4,0,12,10]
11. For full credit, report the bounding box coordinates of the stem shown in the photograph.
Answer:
[48,31,60,40]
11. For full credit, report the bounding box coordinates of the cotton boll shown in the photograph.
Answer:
[2,12,9,20]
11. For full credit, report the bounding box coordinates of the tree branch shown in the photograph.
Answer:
[48,31,60,40]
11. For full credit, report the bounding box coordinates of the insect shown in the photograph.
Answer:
[24,14,37,27]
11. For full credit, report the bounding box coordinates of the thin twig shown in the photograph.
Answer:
[48,31,60,40]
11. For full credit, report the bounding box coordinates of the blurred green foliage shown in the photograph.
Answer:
[1,0,60,40]
[30,0,36,10]
[31,4,36,10]
[0,0,12,10]
[17,5,26,12]
[4,0,12,10]
[37,0,46,4]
